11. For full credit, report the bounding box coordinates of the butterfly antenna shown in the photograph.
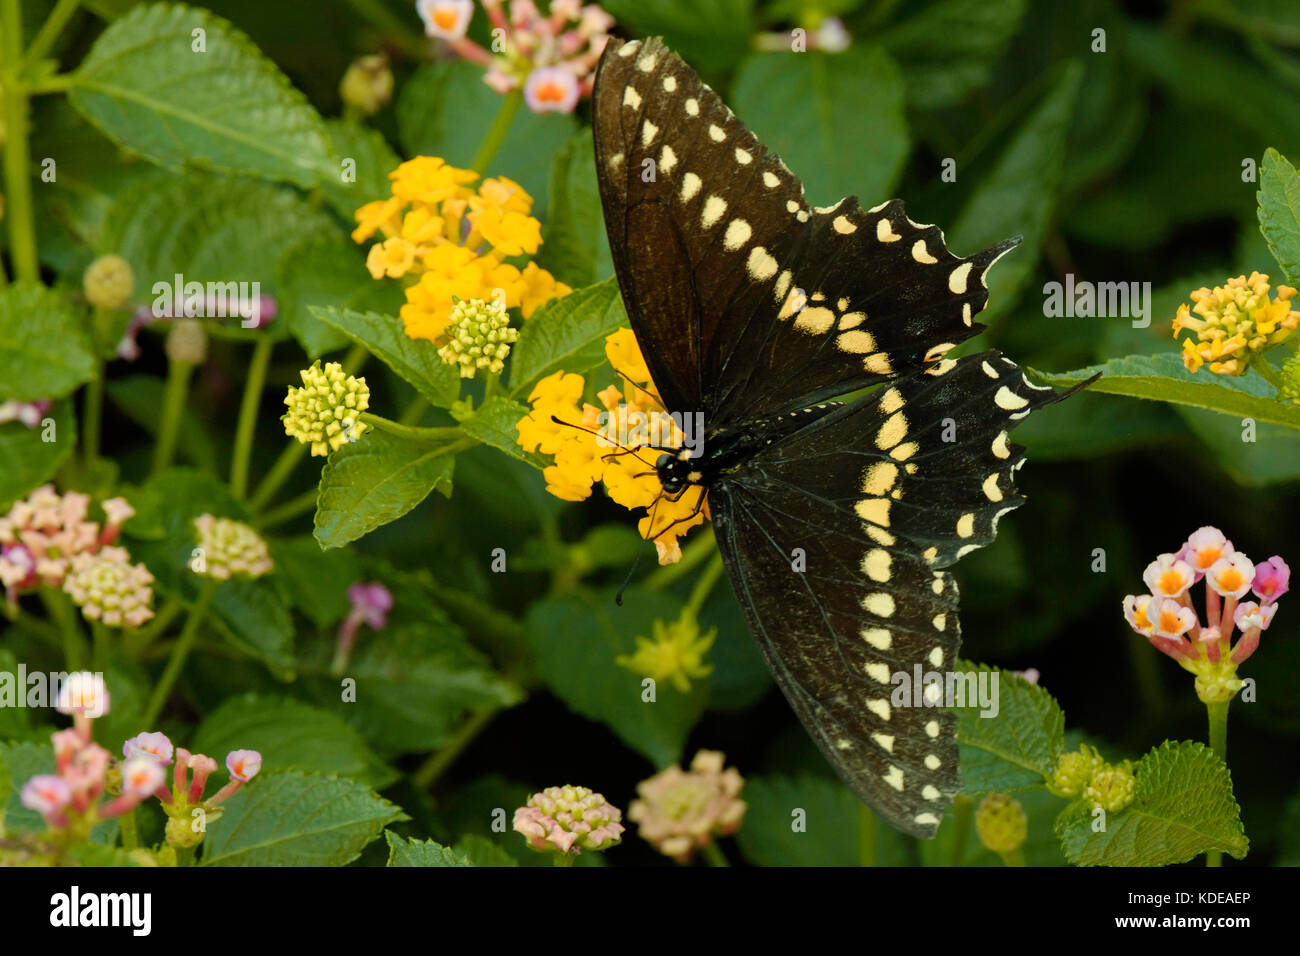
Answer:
[614,545,647,606]
[548,414,658,468]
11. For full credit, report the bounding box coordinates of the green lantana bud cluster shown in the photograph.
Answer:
[1279,352,1300,405]
[83,254,134,310]
[437,298,518,379]
[974,793,1027,856]
[1085,765,1137,813]
[340,53,393,116]
[192,514,273,580]
[165,318,208,365]
[1047,745,1106,798]
[282,360,370,456]
[1048,745,1136,813]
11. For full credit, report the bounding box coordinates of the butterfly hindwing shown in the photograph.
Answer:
[593,36,1015,427]
[710,353,1060,837]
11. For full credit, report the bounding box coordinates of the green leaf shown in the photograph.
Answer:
[880,0,1029,109]
[731,48,908,209]
[1258,147,1300,284]
[201,770,405,866]
[0,744,9,833]
[1032,353,1300,429]
[0,283,94,402]
[458,396,545,468]
[507,279,627,397]
[454,833,519,867]
[525,587,707,767]
[107,376,214,470]
[267,536,360,628]
[0,741,51,834]
[276,237,401,359]
[948,61,1082,320]
[311,306,461,408]
[735,774,914,866]
[1177,405,1300,486]
[69,2,334,187]
[536,131,610,288]
[318,119,402,220]
[209,578,296,675]
[314,430,457,549]
[0,398,76,510]
[385,831,472,867]
[191,695,396,789]
[396,61,576,220]
[1054,740,1249,866]
[955,661,1066,794]
[599,0,755,78]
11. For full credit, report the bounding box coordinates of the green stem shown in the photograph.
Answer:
[857,802,876,867]
[42,589,87,670]
[398,396,430,426]
[90,620,110,671]
[247,344,366,512]
[645,530,718,591]
[471,89,523,176]
[1,0,38,283]
[152,358,194,476]
[125,598,182,655]
[230,337,273,499]
[1205,699,1230,868]
[552,852,575,867]
[141,579,219,727]
[682,552,724,620]
[998,847,1027,867]
[82,365,104,467]
[1253,357,1285,390]
[359,412,463,443]
[118,808,139,851]
[949,794,973,866]
[412,706,498,791]
[702,841,730,867]
[21,0,80,68]
[175,844,195,866]
[256,487,319,528]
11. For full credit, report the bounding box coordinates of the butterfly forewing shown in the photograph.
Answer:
[593,36,1015,428]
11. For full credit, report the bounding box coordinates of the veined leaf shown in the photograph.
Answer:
[314,430,457,549]
[955,661,1066,794]
[537,131,609,289]
[508,279,628,398]
[1258,147,1300,284]
[0,398,76,510]
[457,396,546,469]
[70,2,334,187]
[0,284,94,402]
[1032,353,1300,429]
[311,306,461,408]
[386,832,473,867]
[279,240,401,359]
[1055,740,1249,866]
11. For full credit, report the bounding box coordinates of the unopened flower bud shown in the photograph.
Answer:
[974,793,1027,856]
[165,318,208,365]
[83,254,134,310]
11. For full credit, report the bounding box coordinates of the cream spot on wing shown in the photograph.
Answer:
[796,210,810,222]
[924,683,943,704]
[929,646,944,667]
[932,614,946,632]
[724,218,751,250]
[773,270,792,303]
[872,733,895,753]
[889,441,918,461]
[637,52,657,72]
[915,812,940,826]
[932,576,945,595]
[685,97,699,116]
[883,766,905,791]
[852,496,894,528]
[623,87,641,109]
[992,431,1011,459]
[926,359,957,376]
[877,219,901,242]
[956,544,979,559]
[949,262,973,294]
[747,246,778,281]
[995,386,1029,410]
[925,720,940,738]
[922,785,941,801]
[778,285,806,319]
[794,305,835,334]
[659,145,677,174]
[981,360,999,379]
[864,353,892,375]
[838,297,850,311]
[860,462,898,496]
[862,592,895,617]
[912,239,938,264]
[864,661,892,684]
[833,215,857,234]
[867,699,892,722]
[640,121,658,146]
[962,302,973,326]
[923,546,938,562]
[709,124,725,142]
[618,40,640,57]
[924,343,954,362]
[662,75,677,92]
[838,311,866,330]
[868,202,889,213]
[735,148,752,165]
[876,411,907,450]
[880,388,905,414]
[786,199,801,213]
[861,549,891,583]
[763,171,780,188]
[982,473,1003,502]
[701,195,727,229]
[924,755,942,771]
[836,738,853,751]
[867,525,896,546]
[861,627,891,650]
[957,514,975,538]
[815,200,844,214]
[837,329,876,353]
[681,172,701,202]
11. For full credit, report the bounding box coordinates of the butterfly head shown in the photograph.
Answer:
[655,448,703,499]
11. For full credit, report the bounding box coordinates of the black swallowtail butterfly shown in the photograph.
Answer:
[593,36,1075,838]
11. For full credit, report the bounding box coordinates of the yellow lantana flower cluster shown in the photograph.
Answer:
[352,157,571,344]
[1172,271,1299,375]
[516,329,709,564]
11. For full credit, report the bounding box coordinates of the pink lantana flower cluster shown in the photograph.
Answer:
[627,749,747,863]
[0,487,148,621]
[18,673,262,859]
[513,785,624,858]
[417,0,613,114]
[1123,527,1288,703]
